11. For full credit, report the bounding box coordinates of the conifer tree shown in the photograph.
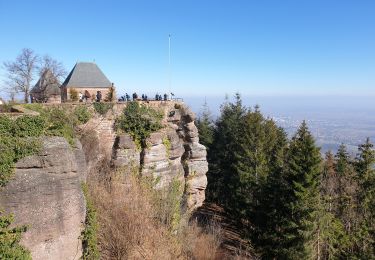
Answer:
[334,144,358,256]
[196,100,214,149]
[250,125,289,258]
[205,93,246,206]
[322,152,339,214]
[319,151,348,259]
[233,105,268,218]
[354,138,375,257]
[282,121,323,258]
[234,106,288,219]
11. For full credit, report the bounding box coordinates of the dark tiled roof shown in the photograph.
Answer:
[61,62,111,88]
[31,70,61,95]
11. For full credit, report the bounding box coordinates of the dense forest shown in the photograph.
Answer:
[197,94,375,259]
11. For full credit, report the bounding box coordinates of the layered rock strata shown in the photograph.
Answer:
[0,137,86,260]
[112,103,208,209]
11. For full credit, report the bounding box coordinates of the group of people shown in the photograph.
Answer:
[78,90,102,102]
[118,92,175,102]
[77,90,175,103]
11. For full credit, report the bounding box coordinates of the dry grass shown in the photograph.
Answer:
[87,166,221,260]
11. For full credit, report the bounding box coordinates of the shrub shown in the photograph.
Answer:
[0,136,42,187]
[44,108,75,145]
[86,166,221,259]
[22,103,45,113]
[153,178,184,231]
[69,88,79,102]
[74,106,91,124]
[116,102,163,147]
[93,102,113,116]
[0,115,43,187]
[81,183,99,260]
[105,86,116,102]
[0,212,31,260]
[0,137,16,187]
[0,104,13,113]
[163,136,171,157]
[13,116,46,137]
[0,116,13,136]
[13,138,41,161]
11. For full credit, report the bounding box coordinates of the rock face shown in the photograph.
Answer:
[112,133,140,170]
[0,102,207,259]
[177,105,208,209]
[0,137,86,260]
[112,103,208,210]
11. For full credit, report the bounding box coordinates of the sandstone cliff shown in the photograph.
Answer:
[0,101,208,259]
[111,102,208,209]
[0,137,86,260]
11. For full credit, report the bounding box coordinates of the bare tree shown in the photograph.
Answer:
[39,55,66,79]
[3,48,39,103]
[35,55,66,102]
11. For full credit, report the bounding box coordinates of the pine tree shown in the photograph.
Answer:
[196,100,214,149]
[335,144,358,257]
[250,125,289,258]
[205,93,246,206]
[282,121,323,258]
[354,138,375,258]
[322,152,339,214]
[233,105,268,218]
[320,151,349,259]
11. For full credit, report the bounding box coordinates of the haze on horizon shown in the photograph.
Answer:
[1,0,375,99]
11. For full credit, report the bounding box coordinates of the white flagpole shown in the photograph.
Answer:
[168,34,171,98]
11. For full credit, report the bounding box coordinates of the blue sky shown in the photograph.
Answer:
[0,0,374,99]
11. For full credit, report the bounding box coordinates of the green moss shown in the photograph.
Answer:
[81,183,99,260]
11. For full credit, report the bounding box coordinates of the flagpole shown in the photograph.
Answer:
[168,34,171,98]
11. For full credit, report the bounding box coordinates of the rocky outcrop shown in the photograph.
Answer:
[0,137,86,260]
[112,102,208,210]
[112,133,140,170]
[142,130,185,189]
[177,105,208,209]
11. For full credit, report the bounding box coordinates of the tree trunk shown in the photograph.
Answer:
[24,89,29,103]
